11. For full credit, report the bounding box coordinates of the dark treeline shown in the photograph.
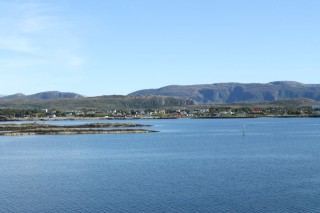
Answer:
[0,109,43,118]
[0,109,65,118]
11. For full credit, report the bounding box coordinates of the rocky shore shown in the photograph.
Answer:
[0,122,158,136]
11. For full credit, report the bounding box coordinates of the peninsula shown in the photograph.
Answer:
[0,122,158,136]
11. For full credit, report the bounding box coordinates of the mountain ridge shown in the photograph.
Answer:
[3,81,320,104]
[129,81,320,103]
[0,91,84,100]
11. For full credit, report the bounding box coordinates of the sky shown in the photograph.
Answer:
[1,0,320,96]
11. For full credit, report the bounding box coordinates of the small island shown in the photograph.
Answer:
[0,122,158,136]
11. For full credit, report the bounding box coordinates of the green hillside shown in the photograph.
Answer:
[0,95,196,110]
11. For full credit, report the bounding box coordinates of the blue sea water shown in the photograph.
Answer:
[1,118,320,212]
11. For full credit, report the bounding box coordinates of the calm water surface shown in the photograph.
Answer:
[1,118,320,212]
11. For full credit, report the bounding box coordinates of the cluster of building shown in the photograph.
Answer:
[38,105,320,119]
[2,105,320,120]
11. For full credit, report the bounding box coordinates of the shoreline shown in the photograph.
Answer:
[0,116,180,122]
[1,115,320,122]
[0,122,158,136]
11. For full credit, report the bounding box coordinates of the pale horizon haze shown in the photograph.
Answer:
[1,0,320,96]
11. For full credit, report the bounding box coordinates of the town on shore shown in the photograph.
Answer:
[1,105,320,121]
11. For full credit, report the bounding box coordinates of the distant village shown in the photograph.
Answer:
[1,105,320,121]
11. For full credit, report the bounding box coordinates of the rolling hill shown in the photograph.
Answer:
[0,91,84,100]
[0,95,196,110]
[129,81,320,104]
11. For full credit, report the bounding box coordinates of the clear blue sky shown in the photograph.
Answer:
[1,0,320,96]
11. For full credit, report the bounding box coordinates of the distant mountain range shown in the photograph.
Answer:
[2,81,320,109]
[0,91,196,110]
[0,91,84,100]
[129,81,320,104]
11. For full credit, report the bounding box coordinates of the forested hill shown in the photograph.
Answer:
[0,95,196,110]
[129,81,320,104]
